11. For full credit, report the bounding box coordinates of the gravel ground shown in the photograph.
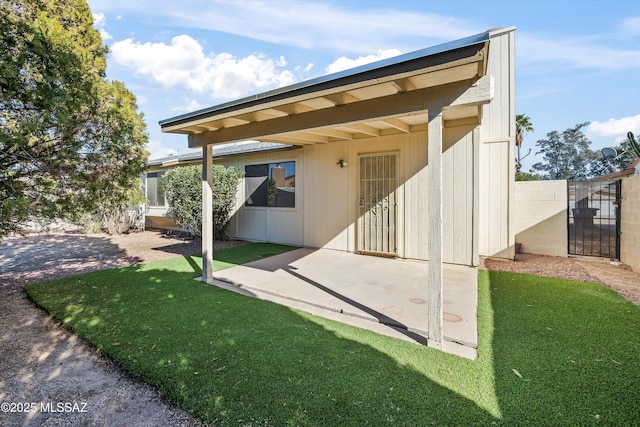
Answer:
[481,253,640,306]
[0,231,245,427]
[1,232,638,426]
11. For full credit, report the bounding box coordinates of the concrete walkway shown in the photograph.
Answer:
[211,248,478,359]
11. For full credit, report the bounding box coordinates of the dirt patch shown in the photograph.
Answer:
[0,231,246,427]
[481,253,640,306]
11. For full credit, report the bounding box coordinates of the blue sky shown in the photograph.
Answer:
[87,0,640,172]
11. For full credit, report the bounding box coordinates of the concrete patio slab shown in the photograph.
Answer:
[211,248,478,359]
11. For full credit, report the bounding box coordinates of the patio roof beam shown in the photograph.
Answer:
[188,75,493,147]
[306,128,354,140]
[323,92,360,105]
[382,118,411,133]
[273,132,330,144]
[339,123,380,137]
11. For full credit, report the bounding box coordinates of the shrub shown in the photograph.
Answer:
[73,183,146,234]
[163,164,243,239]
[515,171,539,181]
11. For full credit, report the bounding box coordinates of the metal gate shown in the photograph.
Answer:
[568,179,621,258]
[357,153,398,255]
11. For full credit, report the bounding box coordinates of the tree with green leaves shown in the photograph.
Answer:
[515,113,534,173]
[531,122,596,180]
[163,165,244,240]
[0,0,148,237]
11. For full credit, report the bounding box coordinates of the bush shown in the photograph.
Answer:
[515,171,540,181]
[73,183,146,234]
[163,164,243,239]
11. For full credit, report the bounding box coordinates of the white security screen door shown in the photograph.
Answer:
[357,153,398,255]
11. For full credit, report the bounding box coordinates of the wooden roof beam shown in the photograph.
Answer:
[340,123,380,137]
[220,117,250,128]
[269,102,316,115]
[324,92,361,105]
[262,135,321,145]
[189,75,493,147]
[382,118,411,133]
[306,128,354,140]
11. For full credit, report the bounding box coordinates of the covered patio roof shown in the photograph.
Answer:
[160,30,492,147]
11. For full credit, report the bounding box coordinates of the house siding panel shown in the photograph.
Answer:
[478,28,516,259]
[220,128,476,265]
[220,153,304,246]
[302,142,351,250]
[442,125,475,265]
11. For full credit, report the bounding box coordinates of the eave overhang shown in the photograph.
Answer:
[159,30,495,148]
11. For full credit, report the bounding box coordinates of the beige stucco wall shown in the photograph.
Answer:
[621,175,640,272]
[515,180,568,256]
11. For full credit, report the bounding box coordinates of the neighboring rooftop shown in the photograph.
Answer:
[147,141,294,167]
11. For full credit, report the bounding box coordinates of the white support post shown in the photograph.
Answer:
[202,144,214,282]
[427,111,443,349]
[472,126,480,266]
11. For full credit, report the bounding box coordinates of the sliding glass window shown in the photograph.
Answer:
[245,162,296,208]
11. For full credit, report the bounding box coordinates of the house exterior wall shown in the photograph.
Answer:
[478,28,516,259]
[219,151,305,246]
[219,125,480,265]
[515,180,568,256]
[621,175,640,272]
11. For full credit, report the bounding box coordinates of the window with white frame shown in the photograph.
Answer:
[146,172,166,206]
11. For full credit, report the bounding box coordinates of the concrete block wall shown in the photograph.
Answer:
[621,175,640,272]
[514,180,568,256]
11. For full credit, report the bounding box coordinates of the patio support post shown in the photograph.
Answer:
[427,110,444,349]
[202,144,214,282]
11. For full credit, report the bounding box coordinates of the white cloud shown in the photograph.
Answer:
[171,98,206,113]
[519,33,640,71]
[588,114,640,139]
[325,49,402,74]
[92,12,112,41]
[174,1,478,53]
[90,0,479,54]
[146,139,179,160]
[93,12,106,26]
[620,16,640,34]
[135,94,148,106]
[110,35,297,99]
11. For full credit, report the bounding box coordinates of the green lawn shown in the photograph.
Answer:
[25,244,640,426]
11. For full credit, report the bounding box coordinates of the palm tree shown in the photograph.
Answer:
[515,114,534,173]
